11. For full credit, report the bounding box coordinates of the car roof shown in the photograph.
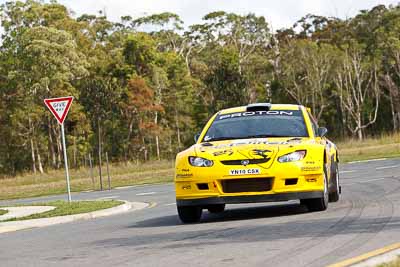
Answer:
[218,104,303,115]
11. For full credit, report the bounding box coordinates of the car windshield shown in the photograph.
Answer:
[203,110,308,142]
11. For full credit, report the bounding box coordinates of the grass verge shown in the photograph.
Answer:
[0,132,399,201]
[0,209,8,216]
[337,132,400,162]
[0,160,174,200]
[377,256,400,267]
[1,200,123,222]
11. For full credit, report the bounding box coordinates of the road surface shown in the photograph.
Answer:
[1,158,400,267]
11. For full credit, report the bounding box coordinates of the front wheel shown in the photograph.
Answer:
[177,206,202,223]
[301,168,329,212]
[329,163,340,202]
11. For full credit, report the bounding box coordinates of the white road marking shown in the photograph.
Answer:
[376,165,399,170]
[98,196,119,200]
[136,192,157,196]
[164,203,176,206]
[148,202,157,208]
[340,170,355,174]
[115,185,138,190]
[348,158,387,164]
[342,178,385,185]
[363,178,386,182]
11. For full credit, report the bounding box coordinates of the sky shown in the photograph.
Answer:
[1,0,400,30]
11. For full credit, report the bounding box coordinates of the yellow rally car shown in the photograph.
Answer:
[175,103,340,223]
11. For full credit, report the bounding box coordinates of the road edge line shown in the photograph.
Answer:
[328,243,400,267]
[347,158,388,164]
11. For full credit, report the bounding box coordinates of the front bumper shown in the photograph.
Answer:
[176,191,323,207]
[175,158,325,207]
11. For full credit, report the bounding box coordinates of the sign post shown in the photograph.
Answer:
[44,96,74,202]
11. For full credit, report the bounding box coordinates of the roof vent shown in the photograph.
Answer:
[246,103,272,111]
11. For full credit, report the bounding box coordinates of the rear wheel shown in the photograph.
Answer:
[301,167,329,212]
[207,204,225,214]
[177,206,202,223]
[329,163,340,202]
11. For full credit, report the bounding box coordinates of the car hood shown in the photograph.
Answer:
[194,137,311,168]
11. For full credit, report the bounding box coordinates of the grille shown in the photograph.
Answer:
[221,178,273,193]
[197,183,209,190]
[220,158,270,165]
[285,178,298,185]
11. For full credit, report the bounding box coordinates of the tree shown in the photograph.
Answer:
[375,7,400,131]
[132,12,185,53]
[190,12,271,74]
[279,40,339,120]
[1,1,400,176]
[334,42,380,140]
[122,77,163,161]
[5,25,88,173]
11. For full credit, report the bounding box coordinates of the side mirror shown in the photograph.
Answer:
[318,127,328,137]
[194,133,200,143]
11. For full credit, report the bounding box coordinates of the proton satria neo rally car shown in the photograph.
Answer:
[174,103,340,223]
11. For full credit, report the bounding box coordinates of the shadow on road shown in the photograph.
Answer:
[131,202,308,228]
[93,204,398,251]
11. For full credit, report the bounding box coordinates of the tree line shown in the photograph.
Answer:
[0,1,399,175]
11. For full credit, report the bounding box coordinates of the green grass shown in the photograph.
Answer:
[337,132,400,162]
[1,200,123,222]
[0,133,399,201]
[377,256,400,267]
[0,160,174,200]
[0,209,8,216]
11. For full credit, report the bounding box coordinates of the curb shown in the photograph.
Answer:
[329,243,400,267]
[0,206,56,221]
[0,201,148,234]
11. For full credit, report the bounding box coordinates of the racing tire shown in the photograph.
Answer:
[329,162,340,203]
[301,167,329,212]
[177,206,202,223]
[207,204,225,214]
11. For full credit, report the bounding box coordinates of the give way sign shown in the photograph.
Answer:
[44,96,74,125]
[44,96,74,202]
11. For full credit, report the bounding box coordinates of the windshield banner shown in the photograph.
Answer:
[217,110,302,120]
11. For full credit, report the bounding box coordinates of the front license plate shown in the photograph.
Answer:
[229,168,260,176]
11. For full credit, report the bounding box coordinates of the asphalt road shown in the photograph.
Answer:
[1,158,400,267]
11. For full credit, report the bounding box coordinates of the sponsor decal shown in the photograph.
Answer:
[287,138,302,144]
[206,140,287,150]
[229,168,260,175]
[182,185,192,190]
[301,166,321,172]
[218,110,296,120]
[252,149,271,158]
[198,138,305,152]
[176,173,194,178]
[212,149,234,156]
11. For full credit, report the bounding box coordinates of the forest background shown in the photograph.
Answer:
[1,1,399,177]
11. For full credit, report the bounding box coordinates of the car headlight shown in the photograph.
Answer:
[278,150,306,163]
[188,156,214,167]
